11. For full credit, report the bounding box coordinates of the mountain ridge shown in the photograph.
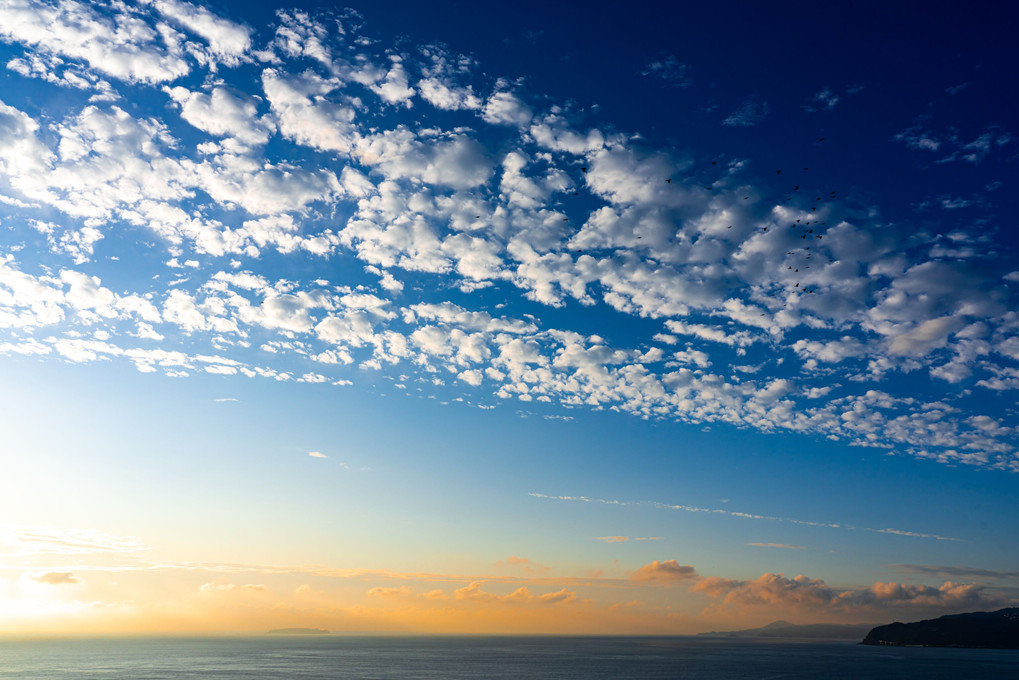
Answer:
[697,620,874,639]
[861,608,1019,648]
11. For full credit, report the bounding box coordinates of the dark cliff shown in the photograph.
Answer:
[861,608,1019,648]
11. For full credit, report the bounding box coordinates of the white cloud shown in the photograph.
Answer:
[262,68,357,153]
[529,114,605,155]
[0,524,149,555]
[370,56,415,106]
[6,52,116,98]
[0,3,1013,476]
[356,128,494,189]
[0,0,191,83]
[482,90,532,127]
[418,77,482,111]
[146,0,251,66]
[164,85,272,147]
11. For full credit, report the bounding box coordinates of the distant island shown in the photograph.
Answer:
[698,620,874,640]
[861,608,1019,648]
[267,628,331,635]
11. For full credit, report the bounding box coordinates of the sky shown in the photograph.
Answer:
[0,0,1017,635]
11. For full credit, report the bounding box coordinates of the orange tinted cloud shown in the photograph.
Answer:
[366,585,412,598]
[31,571,83,585]
[493,556,550,573]
[199,583,268,593]
[694,573,831,606]
[629,560,698,584]
[693,572,1012,614]
[454,581,578,605]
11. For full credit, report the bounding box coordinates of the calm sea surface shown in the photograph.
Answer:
[1,636,1017,679]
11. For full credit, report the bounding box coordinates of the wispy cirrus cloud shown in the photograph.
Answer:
[722,95,769,126]
[894,121,1013,164]
[641,54,692,87]
[199,582,268,593]
[893,564,1019,580]
[0,525,150,556]
[529,492,958,541]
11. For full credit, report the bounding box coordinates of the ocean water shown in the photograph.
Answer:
[1,636,1017,679]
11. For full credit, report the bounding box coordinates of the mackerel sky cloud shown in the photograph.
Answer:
[0,0,1015,470]
[0,0,1016,634]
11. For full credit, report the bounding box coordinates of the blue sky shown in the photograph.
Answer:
[0,0,1017,634]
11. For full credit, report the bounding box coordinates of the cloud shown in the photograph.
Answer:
[453,581,578,605]
[595,536,661,543]
[356,129,495,189]
[13,546,1014,633]
[693,572,1013,614]
[893,565,1019,580]
[308,451,328,459]
[164,85,272,147]
[630,560,698,584]
[366,585,412,598]
[482,90,532,127]
[5,52,116,98]
[694,572,833,606]
[493,556,548,572]
[0,0,192,83]
[418,77,482,111]
[641,55,691,87]
[371,56,415,106]
[805,87,839,112]
[886,315,963,357]
[0,525,149,556]
[147,0,252,65]
[31,571,84,585]
[261,68,357,154]
[199,583,268,593]
[865,527,958,542]
[0,1,1014,478]
[722,95,769,127]
[894,122,1013,164]
[532,492,958,541]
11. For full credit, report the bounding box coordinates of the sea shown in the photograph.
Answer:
[1,636,1018,679]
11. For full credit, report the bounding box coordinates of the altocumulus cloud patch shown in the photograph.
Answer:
[0,0,1015,474]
